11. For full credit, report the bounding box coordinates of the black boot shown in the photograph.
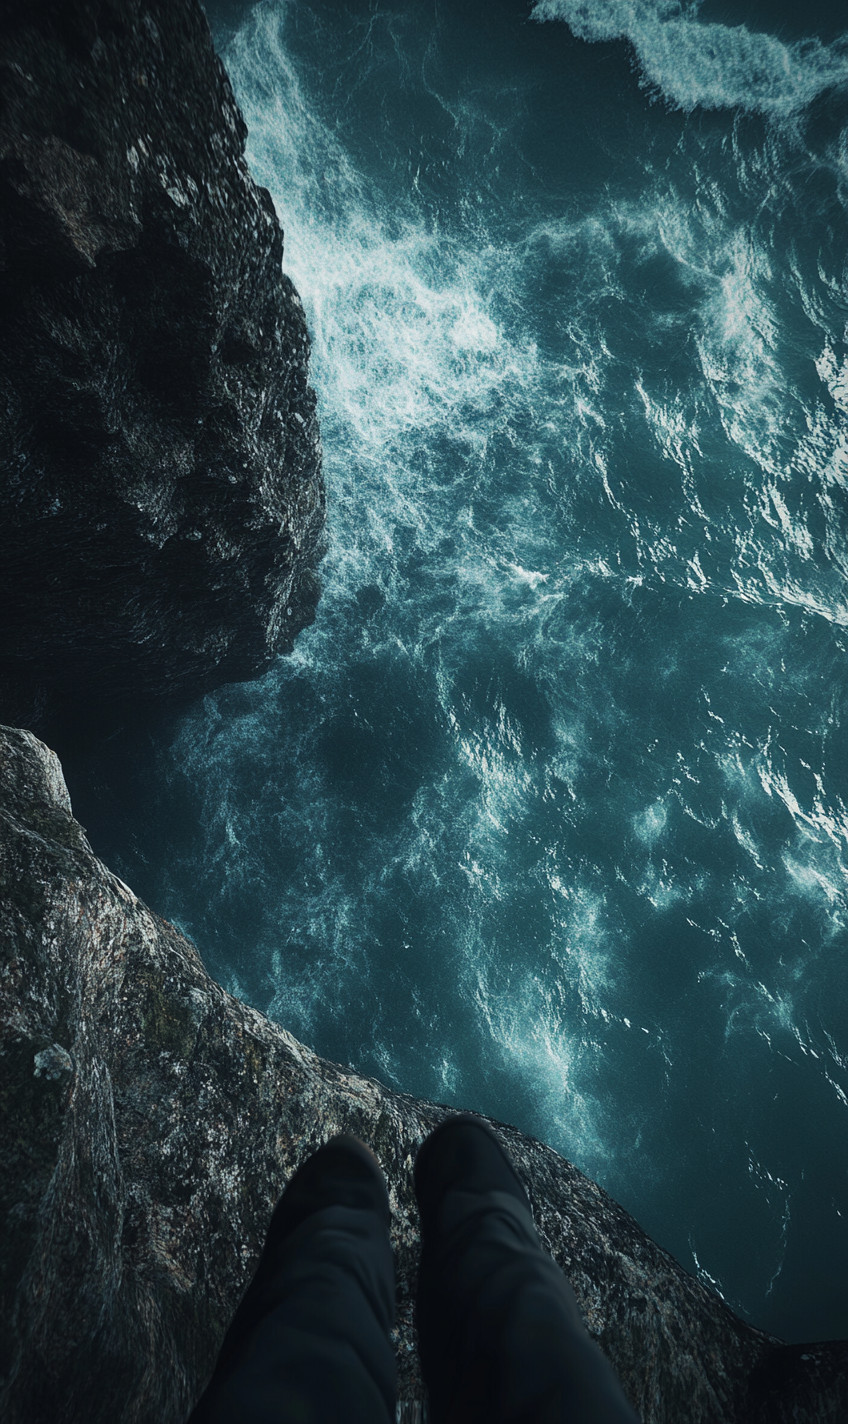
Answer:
[414,1114,639,1424]
[188,1134,397,1424]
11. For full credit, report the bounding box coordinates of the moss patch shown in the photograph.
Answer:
[136,964,198,1060]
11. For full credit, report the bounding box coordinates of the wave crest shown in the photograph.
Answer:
[531,0,848,116]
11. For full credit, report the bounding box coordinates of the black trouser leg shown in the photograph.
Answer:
[187,1135,397,1424]
[415,1116,640,1424]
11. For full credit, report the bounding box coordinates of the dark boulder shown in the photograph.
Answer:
[1,723,846,1423]
[0,0,325,733]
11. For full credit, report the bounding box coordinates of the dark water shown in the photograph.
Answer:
[71,0,848,1342]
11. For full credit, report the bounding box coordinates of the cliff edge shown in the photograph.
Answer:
[0,0,325,730]
[1,725,845,1423]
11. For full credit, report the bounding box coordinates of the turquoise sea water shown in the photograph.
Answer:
[76,0,848,1342]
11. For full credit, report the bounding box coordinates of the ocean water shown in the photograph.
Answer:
[75,0,848,1342]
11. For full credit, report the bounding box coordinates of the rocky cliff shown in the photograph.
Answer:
[1,724,846,1424]
[0,0,325,732]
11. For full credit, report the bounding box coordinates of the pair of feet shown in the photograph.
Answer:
[194,1113,639,1424]
[273,1111,531,1242]
[264,1113,546,1422]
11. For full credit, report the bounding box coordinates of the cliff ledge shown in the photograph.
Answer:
[1,725,846,1423]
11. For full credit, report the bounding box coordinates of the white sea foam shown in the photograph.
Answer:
[532,0,848,116]
[230,0,847,632]
[715,733,848,941]
[467,886,623,1171]
[634,800,669,844]
[816,341,848,414]
[601,178,848,626]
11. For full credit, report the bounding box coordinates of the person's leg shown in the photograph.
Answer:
[188,1135,397,1424]
[414,1115,640,1424]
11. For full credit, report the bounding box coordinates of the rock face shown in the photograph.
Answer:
[0,0,325,731]
[1,724,845,1424]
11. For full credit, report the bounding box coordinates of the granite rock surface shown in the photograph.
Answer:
[2,723,846,1423]
[0,0,325,731]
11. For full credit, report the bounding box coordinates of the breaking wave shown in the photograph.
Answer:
[532,0,848,116]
